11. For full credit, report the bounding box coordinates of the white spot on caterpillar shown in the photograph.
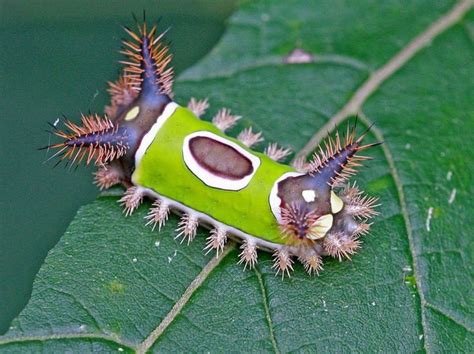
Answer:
[330,191,344,213]
[419,335,424,341]
[371,302,376,306]
[302,189,316,202]
[167,256,172,263]
[446,171,452,181]
[118,348,124,352]
[132,258,137,263]
[426,207,434,232]
[448,189,456,204]
[405,143,411,150]
[53,118,60,127]
[125,105,140,121]
[154,240,160,248]
[307,214,333,240]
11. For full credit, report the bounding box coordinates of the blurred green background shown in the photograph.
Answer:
[0,0,236,334]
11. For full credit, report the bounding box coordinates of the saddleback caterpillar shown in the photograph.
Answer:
[43,22,380,278]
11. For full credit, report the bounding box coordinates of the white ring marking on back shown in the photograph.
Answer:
[183,131,261,191]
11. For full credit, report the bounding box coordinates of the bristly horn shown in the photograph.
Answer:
[308,121,382,186]
[121,22,174,99]
[40,114,130,167]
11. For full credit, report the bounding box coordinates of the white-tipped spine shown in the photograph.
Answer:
[212,108,241,132]
[187,97,209,118]
[145,199,170,231]
[237,127,264,148]
[175,213,199,244]
[323,232,361,261]
[298,250,323,276]
[238,240,258,270]
[204,226,228,257]
[345,195,379,219]
[291,156,311,173]
[272,248,294,279]
[119,186,145,216]
[94,166,122,190]
[352,222,371,237]
[264,143,292,162]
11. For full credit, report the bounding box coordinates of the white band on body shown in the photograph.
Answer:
[134,102,179,166]
[269,171,304,222]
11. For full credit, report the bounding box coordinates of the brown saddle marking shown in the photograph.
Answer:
[189,136,254,180]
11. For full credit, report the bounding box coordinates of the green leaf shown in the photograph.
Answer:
[2,0,473,352]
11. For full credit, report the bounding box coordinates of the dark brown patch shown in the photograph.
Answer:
[277,175,331,216]
[189,136,253,180]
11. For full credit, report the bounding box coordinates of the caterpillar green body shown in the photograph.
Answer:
[134,104,293,245]
[45,22,380,277]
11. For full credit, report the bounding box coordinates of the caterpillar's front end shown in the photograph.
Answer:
[45,22,380,278]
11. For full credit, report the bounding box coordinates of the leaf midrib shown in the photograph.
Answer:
[358,112,430,351]
[1,1,472,352]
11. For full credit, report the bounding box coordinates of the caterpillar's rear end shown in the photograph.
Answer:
[44,21,380,278]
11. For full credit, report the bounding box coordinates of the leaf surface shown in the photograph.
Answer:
[2,0,473,352]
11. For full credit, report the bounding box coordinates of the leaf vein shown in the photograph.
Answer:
[178,54,369,83]
[48,286,102,333]
[135,243,236,354]
[130,264,175,303]
[294,0,474,162]
[254,267,280,354]
[0,332,134,349]
[424,303,474,332]
[357,112,430,352]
